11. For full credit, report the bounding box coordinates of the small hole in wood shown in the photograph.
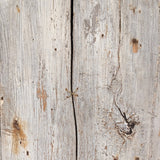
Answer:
[54,48,57,51]
[26,151,29,156]
[132,38,138,44]
[139,10,141,13]
[135,157,139,160]
[1,97,3,100]
[101,34,104,38]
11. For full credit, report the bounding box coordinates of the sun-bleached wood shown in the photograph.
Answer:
[0,0,160,160]
[0,0,75,159]
[73,0,160,160]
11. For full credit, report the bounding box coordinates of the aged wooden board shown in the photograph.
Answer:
[0,0,160,160]
[73,0,160,160]
[0,0,76,159]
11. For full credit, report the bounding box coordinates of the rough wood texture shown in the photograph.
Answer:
[0,0,160,160]
[0,0,76,159]
[73,0,160,160]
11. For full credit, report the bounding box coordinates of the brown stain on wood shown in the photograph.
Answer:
[12,118,27,154]
[112,155,118,160]
[135,157,140,160]
[158,130,160,136]
[106,24,108,37]
[132,38,139,53]
[37,83,48,111]
[51,142,54,156]
[16,5,20,13]
[129,6,136,13]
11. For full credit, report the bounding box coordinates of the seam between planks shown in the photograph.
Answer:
[70,0,78,159]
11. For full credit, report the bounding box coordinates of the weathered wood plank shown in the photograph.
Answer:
[0,0,75,159]
[0,0,160,159]
[73,0,160,159]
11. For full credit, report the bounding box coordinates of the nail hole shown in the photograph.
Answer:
[54,48,57,51]
[135,157,139,160]
[26,151,29,156]
[101,34,104,38]
[132,38,138,44]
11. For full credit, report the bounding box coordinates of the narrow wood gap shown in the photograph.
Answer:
[114,0,122,115]
[115,0,121,81]
[70,0,78,159]
[108,0,121,88]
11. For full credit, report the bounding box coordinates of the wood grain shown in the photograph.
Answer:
[0,0,160,160]
[73,0,160,159]
[0,0,75,159]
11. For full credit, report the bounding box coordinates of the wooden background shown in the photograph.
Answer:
[0,0,160,159]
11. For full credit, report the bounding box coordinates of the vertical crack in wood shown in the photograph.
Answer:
[115,0,121,82]
[118,0,121,71]
[71,0,78,159]
[114,0,123,120]
[108,0,121,88]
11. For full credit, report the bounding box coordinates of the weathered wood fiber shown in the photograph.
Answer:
[0,0,75,159]
[0,0,160,160]
[73,0,160,159]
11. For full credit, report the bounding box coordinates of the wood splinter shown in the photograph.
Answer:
[65,88,78,98]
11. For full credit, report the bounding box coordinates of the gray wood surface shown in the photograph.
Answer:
[0,0,160,160]
[0,0,76,159]
[73,0,160,160]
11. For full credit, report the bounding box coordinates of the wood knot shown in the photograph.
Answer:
[12,118,28,154]
[13,119,20,131]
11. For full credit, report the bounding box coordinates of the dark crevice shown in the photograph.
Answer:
[113,0,122,114]
[70,0,78,160]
